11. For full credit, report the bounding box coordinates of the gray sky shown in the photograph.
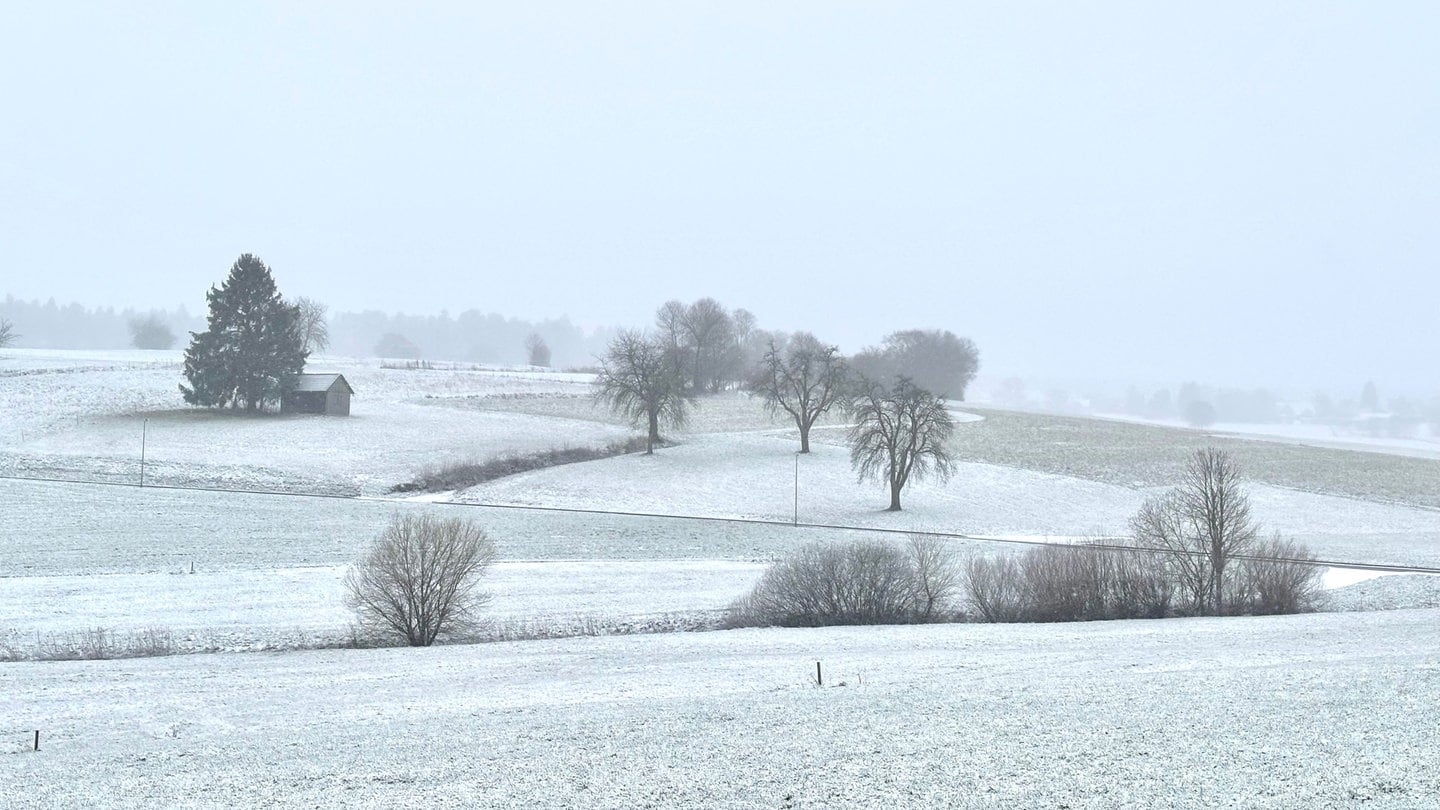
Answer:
[3,2,1436,390]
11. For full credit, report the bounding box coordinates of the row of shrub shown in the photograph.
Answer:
[390,436,653,493]
[0,627,175,662]
[727,536,1324,628]
[964,536,1322,623]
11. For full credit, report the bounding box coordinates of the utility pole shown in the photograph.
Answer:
[793,452,799,526]
[140,418,148,487]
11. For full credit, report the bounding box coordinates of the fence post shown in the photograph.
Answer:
[34,730,39,751]
[816,661,822,687]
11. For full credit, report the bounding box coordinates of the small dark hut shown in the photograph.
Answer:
[282,373,354,416]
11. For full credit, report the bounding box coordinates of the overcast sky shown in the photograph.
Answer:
[2,3,1435,391]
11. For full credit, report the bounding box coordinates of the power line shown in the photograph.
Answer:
[3,473,1440,576]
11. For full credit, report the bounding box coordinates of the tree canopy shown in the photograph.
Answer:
[593,330,690,453]
[851,329,980,401]
[747,332,848,454]
[848,377,956,511]
[180,254,307,411]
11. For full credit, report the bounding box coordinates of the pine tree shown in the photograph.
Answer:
[180,254,308,411]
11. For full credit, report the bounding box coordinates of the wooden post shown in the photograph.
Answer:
[816,661,822,686]
[34,730,39,751]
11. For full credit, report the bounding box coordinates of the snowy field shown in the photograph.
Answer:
[4,610,1439,807]
[4,348,1440,808]
[4,350,1440,654]
[1,350,625,495]
[0,561,766,655]
[1097,412,1440,461]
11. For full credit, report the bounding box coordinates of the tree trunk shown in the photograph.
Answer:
[887,479,902,511]
[646,410,659,455]
[798,423,811,454]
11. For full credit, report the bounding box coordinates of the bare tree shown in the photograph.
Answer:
[0,318,18,348]
[747,332,848,453]
[128,314,176,349]
[593,330,690,454]
[1177,448,1258,615]
[295,297,330,354]
[654,298,740,393]
[1132,448,1258,615]
[848,377,956,511]
[524,332,551,367]
[344,513,496,647]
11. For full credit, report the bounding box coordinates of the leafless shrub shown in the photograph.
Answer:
[1131,491,1211,616]
[14,627,174,661]
[729,539,962,627]
[907,535,961,621]
[964,555,1024,622]
[127,627,176,657]
[344,513,496,647]
[967,542,1172,623]
[390,436,652,493]
[1233,535,1324,615]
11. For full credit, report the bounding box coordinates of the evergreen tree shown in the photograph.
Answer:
[180,254,308,411]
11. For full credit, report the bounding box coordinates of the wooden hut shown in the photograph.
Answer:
[281,373,354,416]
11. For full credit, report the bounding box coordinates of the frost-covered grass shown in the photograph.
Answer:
[5,350,1440,665]
[1,478,989,576]
[0,560,767,657]
[1096,412,1440,461]
[4,610,1438,807]
[452,432,1440,568]
[819,407,1440,510]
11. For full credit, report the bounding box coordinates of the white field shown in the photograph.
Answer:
[4,611,1439,807]
[3,350,628,494]
[1096,411,1440,461]
[5,350,1440,804]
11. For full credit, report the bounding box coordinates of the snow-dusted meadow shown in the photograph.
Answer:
[5,610,1439,807]
[4,349,1440,804]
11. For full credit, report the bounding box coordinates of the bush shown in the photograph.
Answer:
[728,536,961,627]
[1232,535,1324,615]
[966,543,1171,623]
[964,535,1323,623]
[344,514,496,646]
[964,555,1024,622]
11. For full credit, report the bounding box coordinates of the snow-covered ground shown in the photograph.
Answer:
[5,350,1440,805]
[1,350,624,495]
[4,350,1440,652]
[4,610,1439,807]
[0,561,766,654]
[1097,412,1440,461]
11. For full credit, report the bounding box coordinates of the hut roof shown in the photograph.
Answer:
[290,373,354,395]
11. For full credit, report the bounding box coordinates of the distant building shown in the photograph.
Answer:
[281,373,354,416]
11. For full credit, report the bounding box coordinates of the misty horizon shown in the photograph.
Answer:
[3,3,1436,392]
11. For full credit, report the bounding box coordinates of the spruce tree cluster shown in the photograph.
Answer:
[180,254,308,411]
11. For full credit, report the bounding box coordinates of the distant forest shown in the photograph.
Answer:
[0,296,615,369]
